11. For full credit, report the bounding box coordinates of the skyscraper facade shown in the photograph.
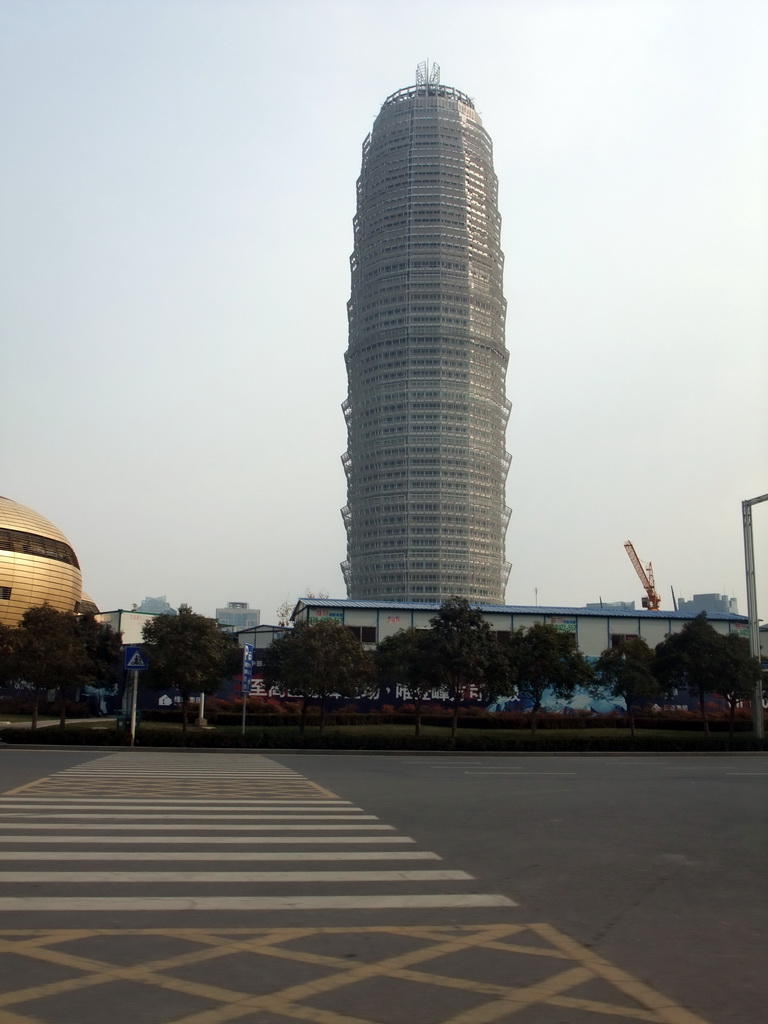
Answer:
[341,64,511,603]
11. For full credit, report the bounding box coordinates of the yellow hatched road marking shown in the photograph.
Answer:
[1,778,51,797]
[0,925,711,1024]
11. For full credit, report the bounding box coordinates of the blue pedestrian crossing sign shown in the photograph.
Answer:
[124,646,148,670]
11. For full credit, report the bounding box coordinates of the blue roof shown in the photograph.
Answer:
[295,597,747,622]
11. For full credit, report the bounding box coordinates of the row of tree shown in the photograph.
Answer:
[595,621,761,738]
[264,601,763,739]
[0,605,122,728]
[0,603,239,732]
[1,600,761,739]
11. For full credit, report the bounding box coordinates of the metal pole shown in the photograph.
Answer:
[129,668,138,747]
[743,493,768,739]
[240,644,253,736]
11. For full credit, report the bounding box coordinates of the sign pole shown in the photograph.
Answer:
[743,493,768,739]
[241,644,254,736]
[129,669,138,746]
[122,646,148,745]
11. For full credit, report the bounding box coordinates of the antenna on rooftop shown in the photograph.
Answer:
[416,60,440,89]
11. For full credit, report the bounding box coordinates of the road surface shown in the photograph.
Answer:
[0,747,764,1023]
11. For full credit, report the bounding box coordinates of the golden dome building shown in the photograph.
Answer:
[0,496,83,626]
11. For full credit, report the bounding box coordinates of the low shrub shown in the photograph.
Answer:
[0,695,91,718]
[0,726,126,745]
[2,724,765,752]
[133,710,754,733]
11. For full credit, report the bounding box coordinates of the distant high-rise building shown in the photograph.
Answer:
[136,595,176,615]
[341,63,511,603]
[676,593,738,616]
[215,601,260,631]
[585,601,636,612]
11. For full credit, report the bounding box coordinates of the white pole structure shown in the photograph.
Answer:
[742,492,768,739]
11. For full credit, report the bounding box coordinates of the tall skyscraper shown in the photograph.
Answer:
[341,63,511,604]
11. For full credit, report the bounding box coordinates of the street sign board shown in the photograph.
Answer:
[242,644,254,694]
[124,646,148,670]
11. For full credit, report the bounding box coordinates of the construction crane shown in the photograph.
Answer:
[624,541,661,610]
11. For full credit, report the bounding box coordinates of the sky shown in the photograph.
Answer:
[1,0,766,624]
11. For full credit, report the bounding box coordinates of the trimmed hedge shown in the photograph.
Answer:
[0,727,128,745]
[2,725,765,752]
[0,696,92,717]
[134,708,756,732]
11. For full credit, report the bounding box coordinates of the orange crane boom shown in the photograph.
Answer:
[624,541,661,610]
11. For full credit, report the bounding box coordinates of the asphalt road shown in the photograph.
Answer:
[269,752,768,1022]
[0,747,765,1024]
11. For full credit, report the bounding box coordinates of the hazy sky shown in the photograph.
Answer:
[2,0,766,623]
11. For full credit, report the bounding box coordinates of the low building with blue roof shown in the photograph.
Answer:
[290,597,749,659]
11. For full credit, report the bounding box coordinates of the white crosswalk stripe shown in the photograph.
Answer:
[0,751,516,912]
[2,813,380,820]
[0,895,513,911]
[0,870,472,882]
[0,822,396,830]
[0,834,414,844]
[0,850,440,861]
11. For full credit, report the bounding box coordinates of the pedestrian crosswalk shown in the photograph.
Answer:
[0,752,515,912]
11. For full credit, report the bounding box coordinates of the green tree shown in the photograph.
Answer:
[591,636,659,738]
[142,604,237,734]
[713,632,763,742]
[504,623,592,736]
[11,604,84,729]
[0,623,14,687]
[72,614,123,718]
[654,613,726,735]
[426,598,503,738]
[263,618,374,736]
[375,628,439,736]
